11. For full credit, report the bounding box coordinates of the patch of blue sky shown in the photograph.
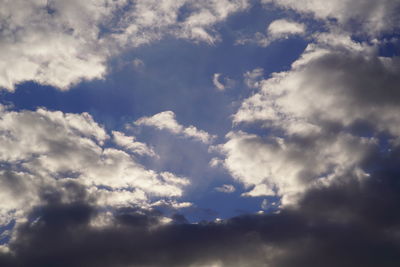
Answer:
[0,220,14,245]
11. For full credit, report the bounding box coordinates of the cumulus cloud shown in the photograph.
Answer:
[267,19,306,39]
[235,35,400,138]
[2,1,400,266]
[236,19,306,47]
[135,111,216,144]
[1,149,400,267]
[0,0,249,91]
[262,0,400,34]
[0,107,189,230]
[213,32,400,204]
[217,131,374,204]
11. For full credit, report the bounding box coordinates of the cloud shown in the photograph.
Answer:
[135,111,216,144]
[217,131,374,204]
[0,106,189,229]
[215,184,236,193]
[213,73,226,91]
[212,73,235,91]
[132,58,145,72]
[243,68,264,88]
[262,0,400,34]
[0,0,249,91]
[236,19,306,47]
[235,34,400,138]
[267,19,306,39]
[1,148,400,266]
[112,131,156,157]
[213,32,400,204]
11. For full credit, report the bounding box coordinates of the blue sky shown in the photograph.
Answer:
[1,1,400,266]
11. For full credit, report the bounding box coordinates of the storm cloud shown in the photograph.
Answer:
[0,144,399,267]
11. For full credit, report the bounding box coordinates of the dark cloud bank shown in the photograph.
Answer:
[1,146,399,267]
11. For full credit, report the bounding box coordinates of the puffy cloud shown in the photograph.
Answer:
[0,0,118,91]
[235,36,400,138]
[1,150,400,267]
[236,19,306,47]
[214,33,400,204]
[135,111,216,144]
[0,0,249,91]
[267,19,306,39]
[0,107,189,228]
[262,0,400,34]
[217,131,374,204]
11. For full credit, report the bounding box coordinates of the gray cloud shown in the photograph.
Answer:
[0,146,399,266]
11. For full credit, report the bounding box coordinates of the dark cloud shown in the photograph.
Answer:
[0,147,399,267]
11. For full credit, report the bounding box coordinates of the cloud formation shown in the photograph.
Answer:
[135,111,216,144]
[112,131,156,157]
[263,0,400,34]
[0,0,249,91]
[213,73,235,91]
[1,0,400,266]
[1,147,400,266]
[0,106,189,229]
[267,19,306,38]
[236,19,305,47]
[214,32,400,204]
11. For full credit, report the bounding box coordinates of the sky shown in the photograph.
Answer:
[0,0,400,266]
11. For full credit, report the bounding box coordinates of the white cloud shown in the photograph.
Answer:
[0,107,190,227]
[213,73,226,91]
[112,131,156,157]
[236,19,306,47]
[215,184,236,193]
[267,19,305,39]
[235,35,400,138]
[262,0,400,34]
[0,0,119,91]
[0,0,249,91]
[244,68,264,88]
[135,111,216,144]
[212,73,235,91]
[218,130,373,204]
[217,34,399,205]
